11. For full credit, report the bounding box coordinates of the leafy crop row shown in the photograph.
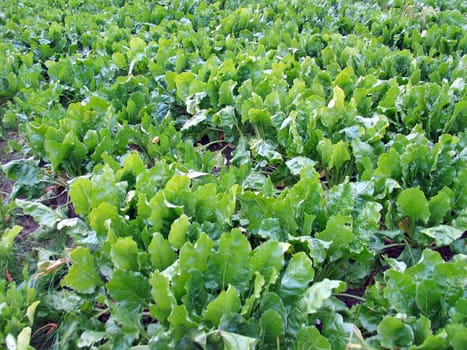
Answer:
[1,0,466,349]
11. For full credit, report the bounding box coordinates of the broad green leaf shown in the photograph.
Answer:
[296,279,345,314]
[167,305,197,329]
[110,237,139,271]
[412,315,432,346]
[62,247,101,294]
[219,330,257,350]
[206,229,252,292]
[397,188,430,223]
[69,177,93,215]
[179,233,214,272]
[168,214,190,249]
[377,317,414,348]
[165,175,191,193]
[445,323,467,349]
[250,240,284,283]
[260,309,284,340]
[219,80,237,106]
[182,269,208,316]
[17,326,32,350]
[77,331,107,348]
[175,72,196,101]
[279,252,314,303]
[107,270,151,310]
[286,157,316,176]
[1,225,22,253]
[420,225,464,247]
[26,300,40,324]
[330,140,351,170]
[316,215,353,254]
[428,191,451,224]
[242,272,265,316]
[317,138,333,167]
[150,271,176,322]
[258,218,285,241]
[293,326,331,350]
[204,285,241,326]
[383,270,416,313]
[148,233,177,271]
[416,280,441,318]
[15,199,64,228]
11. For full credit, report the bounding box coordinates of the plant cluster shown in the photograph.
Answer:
[0,0,466,349]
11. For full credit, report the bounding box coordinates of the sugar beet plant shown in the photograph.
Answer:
[0,0,466,349]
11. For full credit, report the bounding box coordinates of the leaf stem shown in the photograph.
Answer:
[333,293,366,302]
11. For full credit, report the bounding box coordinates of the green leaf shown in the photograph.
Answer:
[316,215,353,255]
[250,240,284,283]
[69,177,93,215]
[168,214,190,249]
[15,199,64,228]
[1,225,22,254]
[428,190,452,224]
[383,270,416,313]
[445,323,467,349]
[260,309,284,340]
[167,305,197,329]
[150,271,176,322]
[420,225,464,247]
[204,285,241,326]
[107,270,151,310]
[242,272,265,316]
[416,280,441,318]
[77,331,107,348]
[286,157,316,176]
[293,326,331,350]
[397,188,430,223]
[219,80,237,106]
[62,247,101,294]
[110,237,139,271]
[218,330,257,350]
[330,140,351,170]
[296,279,345,314]
[279,252,314,303]
[206,229,252,293]
[148,233,177,271]
[377,317,414,348]
[179,233,214,272]
[17,326,32,350]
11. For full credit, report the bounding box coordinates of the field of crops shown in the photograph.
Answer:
[1,0,466,349]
